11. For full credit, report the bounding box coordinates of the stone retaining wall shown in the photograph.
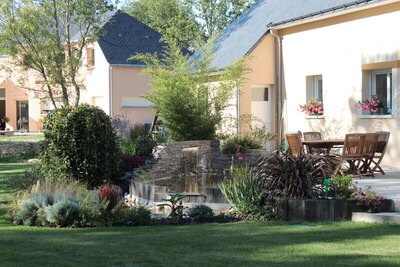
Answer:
[0,142,40,156]
[150,140,269,179]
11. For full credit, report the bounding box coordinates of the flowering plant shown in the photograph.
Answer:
[355,95,384,113]
[299,98,323,116]
[351,184,385,211]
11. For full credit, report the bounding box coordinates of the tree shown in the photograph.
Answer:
[131,42,247,141]
[0,0,114,108]
[125,0,204,50]
[125,0,255,49]
[184,0,255,39]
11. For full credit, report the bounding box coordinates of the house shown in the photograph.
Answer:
[210,0,400,168]
[0,10,165,132]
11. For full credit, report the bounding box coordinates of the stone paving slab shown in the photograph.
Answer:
[353,167,400,200]
[352,212,400,224]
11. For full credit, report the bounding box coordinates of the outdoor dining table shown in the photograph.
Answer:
[302,139,344,155]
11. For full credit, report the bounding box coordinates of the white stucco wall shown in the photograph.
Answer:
[84,42,110,114]
[282,9,400,167]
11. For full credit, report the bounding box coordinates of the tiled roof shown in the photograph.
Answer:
[201,0,388,70]
[97,11,166,65]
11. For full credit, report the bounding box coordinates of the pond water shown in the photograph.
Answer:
[153,173,228,203]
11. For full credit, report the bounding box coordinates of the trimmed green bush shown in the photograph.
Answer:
[189,205,214,223]
[122,207,152,226]
[332,174,354,198]
[135,135,156,157]
[40,104,120,187]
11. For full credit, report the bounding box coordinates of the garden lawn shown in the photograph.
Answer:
[0,133,44,145]
[0,161,32,224]
[1,161,400,267]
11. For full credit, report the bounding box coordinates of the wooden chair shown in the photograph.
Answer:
[370,131,390,175]
[286,132,303,157]
[359,133,378,176]
[335,133,366,177]
[303,131,324,154]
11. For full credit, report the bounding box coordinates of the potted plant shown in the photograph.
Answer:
[351,184,385,213]
[355,95,385,114]
[299,98,323,116]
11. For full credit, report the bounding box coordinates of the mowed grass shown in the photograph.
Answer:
[1,160,400,267]
[1,222,400,266]
[0,161,33,224]
[0,133,44,145]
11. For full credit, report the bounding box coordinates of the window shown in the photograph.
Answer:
[16,100,29,131]
[306,75,323,102]
[0,89,5,119]
[252,87,268,101]
[40,100,55,114]
[86,48,95,68]
[121,97,153,109]
[371,69,392,114]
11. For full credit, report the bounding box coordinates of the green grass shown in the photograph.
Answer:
[0,133,44,145]
[1,160,400,266]
[0,161,32,224]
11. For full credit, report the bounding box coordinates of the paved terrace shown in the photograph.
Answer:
[355,167,400,200]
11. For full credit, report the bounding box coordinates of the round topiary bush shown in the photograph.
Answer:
[40,104,120,187]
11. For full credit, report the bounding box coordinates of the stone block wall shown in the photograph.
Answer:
[150,140,269,179]
[0,142,40,156]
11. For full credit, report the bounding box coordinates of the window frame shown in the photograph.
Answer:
[371,69,392,114]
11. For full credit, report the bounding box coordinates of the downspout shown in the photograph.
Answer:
[269,29,283,150]
[237,85,240,135]
[109,65,113,116]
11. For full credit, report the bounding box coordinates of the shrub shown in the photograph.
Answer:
[13,179,124,227]
[14,192,49,226]
[13,179,87,227]
[119,139,137,157]
[99,184,121,211]
[135,136,156,157]
[132,42,246,141]
[8,164,44,191]
[112,114,131,140]
[121,155,147,171]
[219,165,271,218]
[129,123,148,141]
[122,207,152,226]
[221,135,262,154]
[40,104,120,187]
[332,174,353,198]
[253,151,337,199]
[189,205,214,223]
[44,193,81,227]
[77,189,117,227]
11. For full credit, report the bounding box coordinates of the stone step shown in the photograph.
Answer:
[352,212,400,224]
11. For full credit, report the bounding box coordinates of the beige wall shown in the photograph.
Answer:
[239,35,276,144]
[280,4,400,167]
[111,66,154,125]
[0,80,41,132]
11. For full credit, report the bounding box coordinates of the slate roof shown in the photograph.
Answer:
[97,11,166,65]
[206,0,388,70]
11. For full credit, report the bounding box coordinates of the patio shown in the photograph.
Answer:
[355,167,400,203]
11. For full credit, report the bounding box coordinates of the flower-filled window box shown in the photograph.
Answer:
[299,98,323,116]
[355,95,387,115]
